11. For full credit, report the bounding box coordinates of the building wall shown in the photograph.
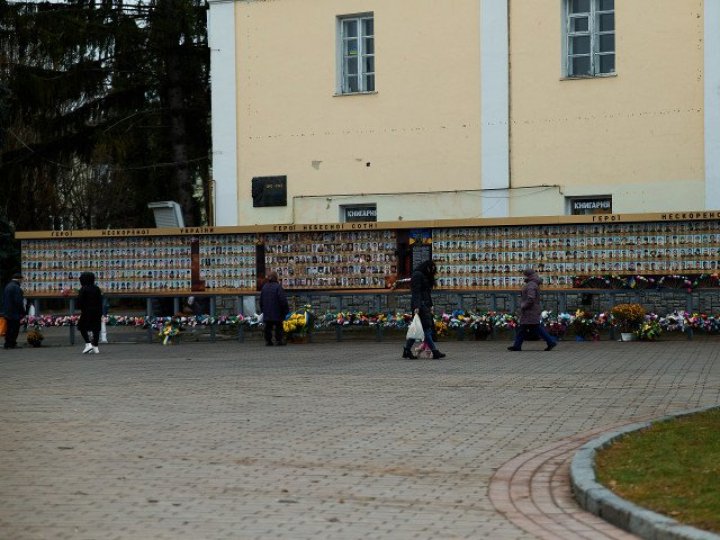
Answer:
[210,0,715,226]
[234,0,483,224]
[509,0,706,215]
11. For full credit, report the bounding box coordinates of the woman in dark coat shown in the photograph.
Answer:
[403,260,446,359]
[259,271,289,346]
[77,272,104,354]
[507,267,557,351]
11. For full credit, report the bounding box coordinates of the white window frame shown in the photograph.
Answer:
[337,13,375,94]
[564,0,615,77]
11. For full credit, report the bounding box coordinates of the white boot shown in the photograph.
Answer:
[82,343,93,354]
[92,346,100,354]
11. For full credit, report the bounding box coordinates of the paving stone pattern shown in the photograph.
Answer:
[1,339,719,540]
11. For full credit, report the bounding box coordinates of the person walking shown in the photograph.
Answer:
[77,272,104,354]
[259,271,289,346]
[2,273,26,349]
[403,260,446,359]
[508,267,558,351]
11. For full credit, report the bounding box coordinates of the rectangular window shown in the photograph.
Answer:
[566,0,615,77]
[338,14,375,94]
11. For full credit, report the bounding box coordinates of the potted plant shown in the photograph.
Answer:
[611,303,646,341]
[26,327,44,347]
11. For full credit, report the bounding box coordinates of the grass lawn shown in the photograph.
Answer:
[595,408,720,534]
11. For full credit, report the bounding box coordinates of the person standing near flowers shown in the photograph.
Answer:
[2,273,26,349]
[259,270,289,346]
[78,272,104,354]
[508,267,557,352]
[403,260,446,359]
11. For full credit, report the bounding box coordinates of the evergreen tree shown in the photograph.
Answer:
[0,212,19,287]
[0,0,210,231]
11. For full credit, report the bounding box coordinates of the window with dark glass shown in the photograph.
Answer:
[566,0,615,77]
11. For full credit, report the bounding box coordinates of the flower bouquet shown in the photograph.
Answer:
[628,275,655,289]
[569,310,599,341]
[471,313,494,340]
[658,274,693,291]
[434,318,449,339]
[283,305,314,343]
[692,273,720,289]
[158,321,180,345]
[658,311,687,333]
[573,275,611,289]
[542,311,569,340]
[636,318,662,341]
[26,327,44,347]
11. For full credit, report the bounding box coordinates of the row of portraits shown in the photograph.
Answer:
[19,220,720,294]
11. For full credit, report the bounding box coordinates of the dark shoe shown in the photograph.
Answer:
[402,347,417,359]
[276,341,287,346]
[507,346,521,351]
[544,342,557,351]
[432,350,446,359]
[265,342,274,346]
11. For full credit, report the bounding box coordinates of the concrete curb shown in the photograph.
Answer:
[571,406,720,540]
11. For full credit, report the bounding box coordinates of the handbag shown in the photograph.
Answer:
[522,324,540,340]
[0,316,6,337]
[406,313,425,341]
[412,340,433,359]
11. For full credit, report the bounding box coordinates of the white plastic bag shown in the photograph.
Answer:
[406,313,425,341]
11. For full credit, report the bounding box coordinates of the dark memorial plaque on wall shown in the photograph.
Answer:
[252,176,287,207]
[410,229,432,270]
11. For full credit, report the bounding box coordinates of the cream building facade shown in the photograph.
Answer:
[208,0,720,226]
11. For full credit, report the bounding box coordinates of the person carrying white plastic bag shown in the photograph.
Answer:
[406,313,425,342]
[402,260,446,359]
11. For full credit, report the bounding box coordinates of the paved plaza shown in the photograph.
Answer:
[1,334,719,540]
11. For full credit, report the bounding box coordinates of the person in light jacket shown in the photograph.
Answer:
[403,260,446,359]
[77,272,104,354]
[508,267,558,351]
[259,271,289,346]
[2,273,26,349]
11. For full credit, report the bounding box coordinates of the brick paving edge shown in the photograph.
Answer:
[570,406,720,540]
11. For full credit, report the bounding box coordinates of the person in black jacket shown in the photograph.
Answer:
[2,273,26,349]
[403,260,446,359]
[77,272,104,354]
[259,271,289,346]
